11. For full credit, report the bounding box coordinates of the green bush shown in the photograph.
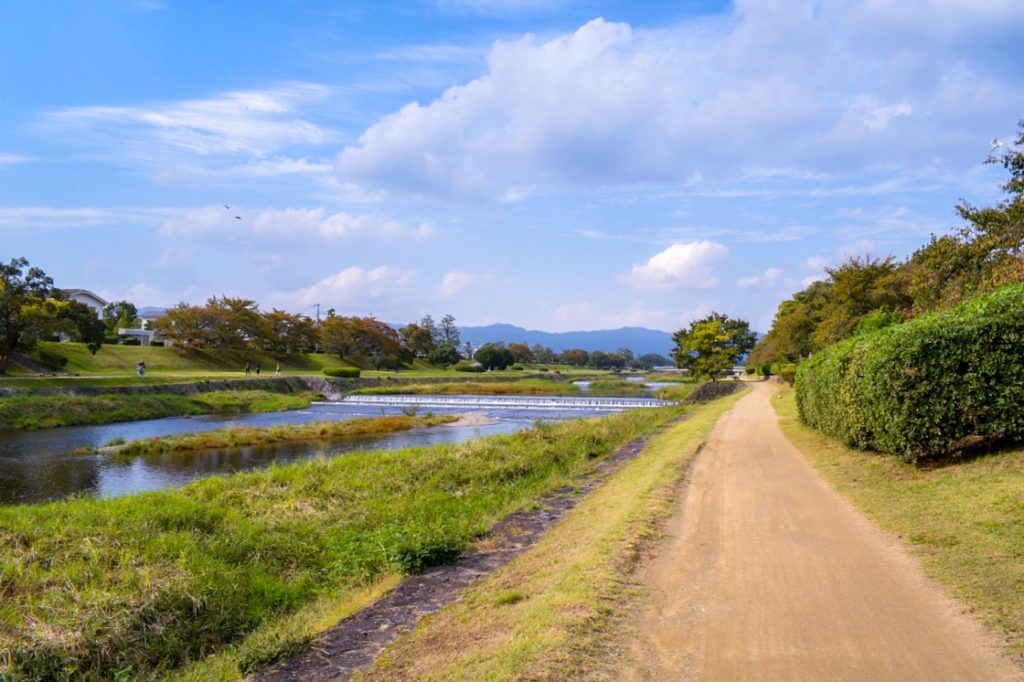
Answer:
[777,363,797,386]
[122,338,141,346]
[796,283,1024,461]
[323,367,360,378]
[453,360,484,373]
[760,362,772,377]
[104,337,120,345]
[509,363,525,371]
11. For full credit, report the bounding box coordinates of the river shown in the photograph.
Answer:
[0,396,659,505]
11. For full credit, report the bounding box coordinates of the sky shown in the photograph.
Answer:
[2,0,1023,333]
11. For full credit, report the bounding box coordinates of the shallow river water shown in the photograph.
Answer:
[0,397,649,505]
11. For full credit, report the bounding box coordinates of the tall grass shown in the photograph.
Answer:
[0,407,679,680]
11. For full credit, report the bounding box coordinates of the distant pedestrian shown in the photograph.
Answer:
[255,363,261,376]
[275,363,281,375]
[137,360,146,377]
[244,361,251,376]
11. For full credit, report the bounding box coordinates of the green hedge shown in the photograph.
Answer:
[323,367,360,378]
[796,283,1024,461]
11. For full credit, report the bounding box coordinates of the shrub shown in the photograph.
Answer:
[453,360,484,373]
[760,362,772,377]
[122,338,141,346]
[509,363,525,371]
[323,367,360,378]
[38,349,68,370]
[104,337,120,345]
[777,363,797,386]
[149,341,164,347]
[745,366,756,375]
[796,283,1024,461]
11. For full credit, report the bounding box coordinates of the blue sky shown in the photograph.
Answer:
[2,0,1023,333]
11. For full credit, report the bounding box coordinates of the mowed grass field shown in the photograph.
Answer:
[773,387,1024,664]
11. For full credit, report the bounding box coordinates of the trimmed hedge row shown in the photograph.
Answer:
[796,283,1024,461]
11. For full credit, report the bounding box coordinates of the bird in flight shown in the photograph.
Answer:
[235,216,242,220]
[991,138,1003,149]
[224,204,230,209]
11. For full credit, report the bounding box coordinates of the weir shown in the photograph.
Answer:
[320,395,676,410]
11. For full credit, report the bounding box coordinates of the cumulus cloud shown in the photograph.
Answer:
[284,266,416,309]
[437,271,496,297]
[622,241,729,291]
[337,5,1024,200]
[160,205,428,243]
[737,267,783,288]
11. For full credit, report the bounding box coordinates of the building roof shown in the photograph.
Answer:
[61,289,108,306]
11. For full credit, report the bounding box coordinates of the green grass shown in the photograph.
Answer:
[0,390,315,430]
[100,414,459,458]
[362,388,747,680]
[655,382,699,401]
[645,372,696,383]
[584,377,649,397]
[350,379,578,396]
[0,407,680,681]
[773,388,1024,664]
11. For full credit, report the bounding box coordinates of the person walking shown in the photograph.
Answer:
[275,363,281,375]
[255,363,261,376]
[244,361,251,376]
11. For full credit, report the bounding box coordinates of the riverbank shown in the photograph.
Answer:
[92,413,460,458]
[0,390,317,430]
[0,406,680,681]
[350,379,577,396]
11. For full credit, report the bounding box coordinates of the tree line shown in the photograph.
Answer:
[751,120,1024,366]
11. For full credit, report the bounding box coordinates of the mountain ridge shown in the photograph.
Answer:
[457,323,673,356]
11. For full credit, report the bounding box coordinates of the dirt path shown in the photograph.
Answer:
[623,382,1020,681]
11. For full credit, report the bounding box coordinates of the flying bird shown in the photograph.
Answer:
[991,138,1003,149]
[235,216,241,220]
[224,204,230,209]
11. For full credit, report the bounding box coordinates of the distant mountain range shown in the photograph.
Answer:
[458,324,673,356]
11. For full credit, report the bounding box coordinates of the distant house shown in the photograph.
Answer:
[61,289,107,319]
[120,308,170,347]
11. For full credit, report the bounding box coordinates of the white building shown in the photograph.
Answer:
[61,289,107,319]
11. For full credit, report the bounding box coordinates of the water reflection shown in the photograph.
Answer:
[0,399,629,505]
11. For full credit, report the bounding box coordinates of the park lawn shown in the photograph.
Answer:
[773,388,1024,664]
[0,390,316,430]
[361,389,747,681]
[0,406,679,681]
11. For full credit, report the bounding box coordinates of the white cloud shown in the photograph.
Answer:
[160,205,424,243]
[437,271,495,297]
[0,205,172,232]
[283,266,416,310]
[801,275,826,287]
[0,153,30,164]
[622,241,729,291]
[337,6,1024,200]
[737,267,783,288]
[98,282,161,306]
[803,256,828,271]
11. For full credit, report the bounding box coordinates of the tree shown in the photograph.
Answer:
[438,313,460,347]
[102,300,138,333]
[0,258,63,373]
[320,316,402,366]
[428,342,461,369]
[530,343,557,364]
[400,323,436,357]
[561,348,588,367]
[59,300,106,354]
[474,342,515,370]
[507,342,534,364]
[262,309,317,353]
[672,313,756,382]
[205,296,265,350]
[152,302,211,348]
[636,353,671,369]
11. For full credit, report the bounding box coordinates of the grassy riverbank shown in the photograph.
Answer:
[363,389,746,679]
[0,390,316,430]
[97,414,459,458]
[349,379,579,396]
[0,407,679,681]
[773,388,1024,663]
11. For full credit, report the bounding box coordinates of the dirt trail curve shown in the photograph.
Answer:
[623,381,1021,681]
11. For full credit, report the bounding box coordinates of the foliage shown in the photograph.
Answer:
[795,283,1024,461]
[507,342,533,364]
[560,348,588,367]
[399,322,436,357]
[438,313,460,348]
[323,367,360,378]
[0,408,674,680]
[37,348,68,371]
[453,360,484,372]
[672,313,756,382]
[427,342,461,369]
[753,122,1024,365]
[474,342,515,370]
[320,316,401,365]
[102,300,139,332]
[0,258,62,373]
[57,300,106,354]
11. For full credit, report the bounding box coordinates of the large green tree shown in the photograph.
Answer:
[0,258,63,373]
[672,313,756,382]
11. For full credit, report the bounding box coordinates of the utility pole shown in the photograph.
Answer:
[314,303,320,323]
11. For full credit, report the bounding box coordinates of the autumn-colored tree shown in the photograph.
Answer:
[507,342,534,364]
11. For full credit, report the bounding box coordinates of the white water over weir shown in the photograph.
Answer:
[321,395,676,411]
